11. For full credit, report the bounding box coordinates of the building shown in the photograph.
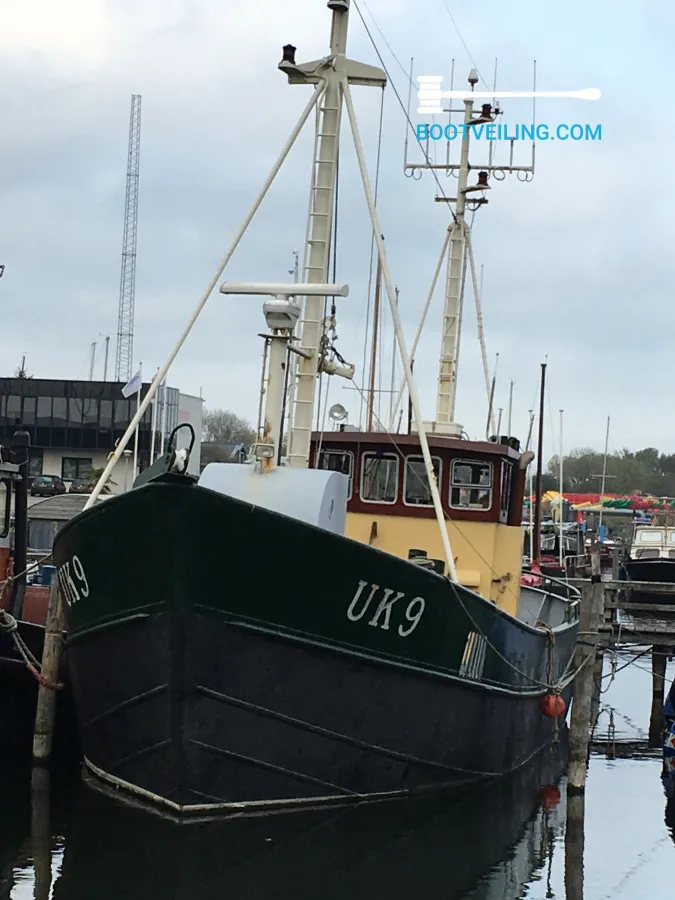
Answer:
[0,378,202,493]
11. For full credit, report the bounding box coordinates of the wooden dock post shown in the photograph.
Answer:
[564,791,585,900]
[568,547,605,791]
[30,766,53,900]
[32,579,64,764]
[648,644,668,748]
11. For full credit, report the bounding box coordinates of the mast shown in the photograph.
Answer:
[533,362,546,565]
[287,0,383,467]
[435,94,473,433]
[367,254,382,431]
[402,70,535,435]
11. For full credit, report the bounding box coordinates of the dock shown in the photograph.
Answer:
[567,576,674,764]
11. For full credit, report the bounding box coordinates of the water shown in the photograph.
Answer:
[2,659,673,899]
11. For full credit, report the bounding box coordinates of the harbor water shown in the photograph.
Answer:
[2,657,673,900]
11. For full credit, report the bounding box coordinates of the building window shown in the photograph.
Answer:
[36,396,52,425]
[404,455,442,506]
[500,460,513,523]
[68,398,84,424]
[6,395,21,425]
[23,397,36,426]
[0,480,9,538]
[360,453,399,504]
[99,400,113,430]
[450,459,493,511]
[315,449,354,499]
[62,457,93,480]
[52,397,67,425]
[29,449,43,478]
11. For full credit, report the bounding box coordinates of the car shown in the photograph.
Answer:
[68,477,93,494]
[30,475,67,497]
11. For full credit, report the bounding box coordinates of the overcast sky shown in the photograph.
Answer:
[1,0,672,463]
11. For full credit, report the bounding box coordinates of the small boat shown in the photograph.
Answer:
[623,524,675,606]
[52,0,579,817]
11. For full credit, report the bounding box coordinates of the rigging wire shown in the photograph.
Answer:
[352,0,459,226]
[438,0,491,90]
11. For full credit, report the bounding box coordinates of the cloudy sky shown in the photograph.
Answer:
[1,0,671,462]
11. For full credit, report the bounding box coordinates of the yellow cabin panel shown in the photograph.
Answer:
[345,511,523,617]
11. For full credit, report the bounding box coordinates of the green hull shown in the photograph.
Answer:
[52,477,578,813]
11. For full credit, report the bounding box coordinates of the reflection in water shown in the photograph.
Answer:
[3,738,567,900]
[6,652,675,898]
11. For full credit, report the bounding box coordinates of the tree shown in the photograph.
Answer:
[546,445,675,497]
[85,466,116,494]
[202,409,256,446]
[14,362,32,378]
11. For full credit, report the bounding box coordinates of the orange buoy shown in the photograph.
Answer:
[539,693,566,719]
[538,785,562,810]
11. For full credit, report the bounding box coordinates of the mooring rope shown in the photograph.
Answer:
[0,561,64,691]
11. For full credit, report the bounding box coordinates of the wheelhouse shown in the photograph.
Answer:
[310,431,528,613]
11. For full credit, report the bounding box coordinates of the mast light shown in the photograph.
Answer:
[281,44,296,65]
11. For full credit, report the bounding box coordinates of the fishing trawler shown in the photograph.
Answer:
[53,0,579,816]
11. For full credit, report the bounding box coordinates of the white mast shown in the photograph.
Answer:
[434,90,474,434]
[286,0,384,468]
[404,70,535,435]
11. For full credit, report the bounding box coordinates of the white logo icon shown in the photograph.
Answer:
[417,76,601,115]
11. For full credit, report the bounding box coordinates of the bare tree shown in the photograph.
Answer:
[202,409,256,445]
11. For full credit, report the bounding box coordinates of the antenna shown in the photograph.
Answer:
[89,342,97,380]
[395,63,538,434]
[115,94,142,383]
[100,333,110,381]
[288,250,300,282]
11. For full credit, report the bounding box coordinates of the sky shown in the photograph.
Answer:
[1,0,672,464]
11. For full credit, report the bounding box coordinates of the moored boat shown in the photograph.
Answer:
[0,432,79,759]
[623,524,675,607]
[53,0,579,817]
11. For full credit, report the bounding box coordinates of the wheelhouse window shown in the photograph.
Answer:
[403,455,442,506]
[499,460,514,523]
[360,453,399,504]
[638,530,663,543]
[315,448,354,499]
[0,480,9,539]
[636,548,660,559]
[62,457,93,481]
[450,459,493,511]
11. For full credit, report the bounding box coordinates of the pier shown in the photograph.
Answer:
[568,575,675,770]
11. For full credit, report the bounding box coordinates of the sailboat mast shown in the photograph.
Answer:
[287,3,348,468]
[533,362,547,564]
[367,254,382,431]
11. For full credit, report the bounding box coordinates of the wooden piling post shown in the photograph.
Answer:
[32,579,64,764]
[30,766,53,900]
[568,546,605,791]
[648,644,668,748]
[564,791,585,900]
[590,648,604,735]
